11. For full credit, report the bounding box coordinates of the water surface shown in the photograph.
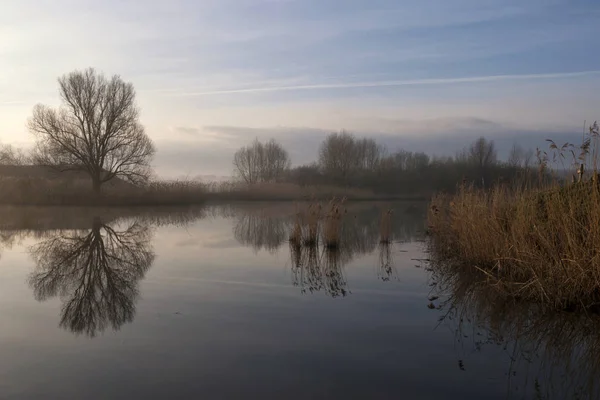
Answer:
[0,202,597,399]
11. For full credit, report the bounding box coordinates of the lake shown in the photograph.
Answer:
[0,202,597,400]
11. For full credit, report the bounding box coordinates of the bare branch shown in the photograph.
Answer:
[27,68,155,192]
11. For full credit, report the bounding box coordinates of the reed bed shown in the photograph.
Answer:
[204,181,376,201]
[0,177,207,206]
[428,123,600,311]
[428,179,600,311]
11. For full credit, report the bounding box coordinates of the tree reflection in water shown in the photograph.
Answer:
[28,217,155,337]
[431,261,600,399]
[234,212,289,253]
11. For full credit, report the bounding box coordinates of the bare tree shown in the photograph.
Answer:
[468,137,497,168]
[28,68,156,193]
[318,131,357,177]
[318,131,385,177]
[233,138,290,184]
[262,139,291,181]
[523,148,534,169]
[508,143,525,167]
[233,143,260,184]
[0,143,29,165]
[355,137,383,170]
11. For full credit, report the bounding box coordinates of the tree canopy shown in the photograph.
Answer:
[28,68,155,192]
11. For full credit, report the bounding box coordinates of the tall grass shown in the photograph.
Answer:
[0,177,207,206]
[322,197,346,248]
[290,205,303,244]
[0,174,422,206]
[379,208,393,243]
[428,123,600,310]
[288,197,346,247]
[304,201,322,245]
[429,180,600,310]
[204,182,378,201]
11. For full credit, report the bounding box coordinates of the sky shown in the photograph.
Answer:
[1,0,600,177]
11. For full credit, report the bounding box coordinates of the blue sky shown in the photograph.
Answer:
[1,0,599,176]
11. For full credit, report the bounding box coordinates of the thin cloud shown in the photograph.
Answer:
[0,100,26,105]
[173,126,201,135]
[169,70,600,96]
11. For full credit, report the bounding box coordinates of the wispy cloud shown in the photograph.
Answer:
[170,70,600,96]
[0,100,25,105]
[2,0,600,177]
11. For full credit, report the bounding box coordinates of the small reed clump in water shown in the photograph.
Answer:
[288,200,322,246]
[323,197,346,248]
[303,201,322,246]
[289,203,303,244]
[379,208,393,243]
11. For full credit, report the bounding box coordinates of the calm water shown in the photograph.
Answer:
[0,202,598,400]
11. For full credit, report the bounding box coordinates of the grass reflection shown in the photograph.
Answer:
[430,259,600,399]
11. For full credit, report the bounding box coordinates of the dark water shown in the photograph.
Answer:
[0,202,598,400]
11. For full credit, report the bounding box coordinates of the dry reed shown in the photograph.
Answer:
[322,197,346,248]
[428,122,600,311]
[379,208,393,243]
[428,180,600,311]
[0,177,207,206]
[289,203,303,244]
[204,181,377,201]
[303,201,322,245]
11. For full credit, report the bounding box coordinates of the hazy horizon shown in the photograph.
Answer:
[2,0,599,177]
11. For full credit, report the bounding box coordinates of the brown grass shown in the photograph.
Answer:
[322,197,346,248]
[0,177,207,206]
[379,208,393,243]
[428,179,600,311]
[289,205,303,244]
[203,181,418,201]
[0,174,423,206]
[303,202,322,245]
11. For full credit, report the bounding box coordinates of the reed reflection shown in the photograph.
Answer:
[232,203,425,253]
[376,243,397,282]
[431,261,600,399]
[290,244,349,298]
[28,217,155,337]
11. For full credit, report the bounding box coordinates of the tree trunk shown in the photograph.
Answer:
[92,177,102,194]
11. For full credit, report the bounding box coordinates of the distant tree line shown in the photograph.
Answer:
[233,131,537,195]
